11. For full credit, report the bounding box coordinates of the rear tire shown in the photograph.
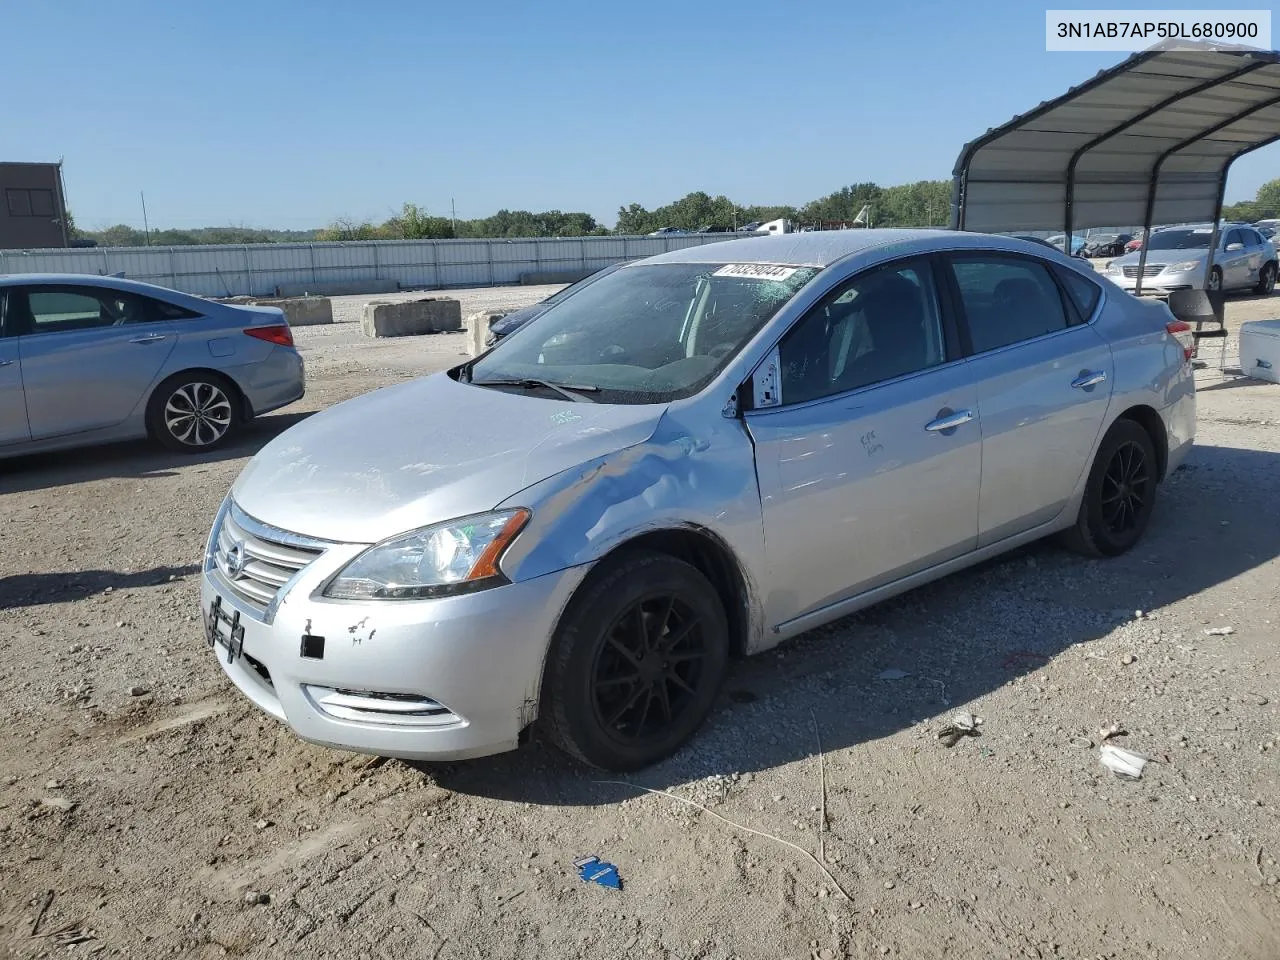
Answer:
[146,371,241,453]
[1061,418,1158,558]
[540,551,729,771]
[1255,262,1277,296]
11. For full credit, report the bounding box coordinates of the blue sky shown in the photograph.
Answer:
[9,0,1278,229]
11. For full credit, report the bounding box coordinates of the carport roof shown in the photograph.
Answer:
[951,42,1280,234]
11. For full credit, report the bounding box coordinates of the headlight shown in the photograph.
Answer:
[323,509,530,600]
[1166,260,1202,273]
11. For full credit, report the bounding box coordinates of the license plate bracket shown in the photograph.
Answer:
[204,595,245,664]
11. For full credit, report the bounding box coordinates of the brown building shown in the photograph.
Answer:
[0,161,70,250]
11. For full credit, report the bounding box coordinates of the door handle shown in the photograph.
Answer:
[0,359,13,368]
[1071,370,1107,389]
[128,334,167,344]
[924,409,974,432]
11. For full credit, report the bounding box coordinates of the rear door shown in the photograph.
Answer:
[0,289,31,446]
[1243,228,1270,284]
[14,285,178,439]
[943,253,1114,546]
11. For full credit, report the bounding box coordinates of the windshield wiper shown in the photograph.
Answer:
[470,378,600,402]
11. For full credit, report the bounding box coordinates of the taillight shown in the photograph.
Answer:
[244,324,294,347]
[1166,320,1194,362]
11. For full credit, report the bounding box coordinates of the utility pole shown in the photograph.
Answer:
[140,191,151,245]
[451,198,457,233]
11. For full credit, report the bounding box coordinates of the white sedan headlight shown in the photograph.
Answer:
[1167,260,1202,273]
[324,509,530,600]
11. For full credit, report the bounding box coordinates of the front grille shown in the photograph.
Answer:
[211,503,327,617]
[1122,265,1164,278]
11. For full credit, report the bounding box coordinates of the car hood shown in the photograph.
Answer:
[1109,249,1207,267]
[231,373,667,543]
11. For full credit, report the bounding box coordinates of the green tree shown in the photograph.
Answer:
[382,203,454,239]
[615,202,653,235]
[1252,178,1280,218]
[315,218,379,242]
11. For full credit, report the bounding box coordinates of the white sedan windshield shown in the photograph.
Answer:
[467,262,819,403]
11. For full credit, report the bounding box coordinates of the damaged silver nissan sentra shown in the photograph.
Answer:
[201,230,1196,771]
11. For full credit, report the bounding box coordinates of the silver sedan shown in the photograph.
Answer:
[0,274,305,458]
[1103,224,1278,295]
[201,231,1195,771]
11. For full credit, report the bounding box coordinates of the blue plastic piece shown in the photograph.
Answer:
[574,855,622,890]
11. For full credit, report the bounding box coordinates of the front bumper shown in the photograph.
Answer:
[1106,268,1202,295]
[200,523,587,761]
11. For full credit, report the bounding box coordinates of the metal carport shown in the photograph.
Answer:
[950,41,1280,293]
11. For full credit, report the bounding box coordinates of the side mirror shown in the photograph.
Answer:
[1225,242,1244,252]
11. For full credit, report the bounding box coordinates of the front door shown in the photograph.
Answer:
[944,253,1114,545]
[744,257,982,630]
[0,292,30,446]
[1220,229,1253,290]
[12,286,177,439]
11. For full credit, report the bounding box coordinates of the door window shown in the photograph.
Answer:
[21,288,160,335]
[1053,266,1101,322]
[1224,229,1246,249]
[949,256,1069,353]
[776,260,946,405]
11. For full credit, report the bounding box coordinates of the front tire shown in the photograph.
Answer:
[146,372,241,452]
[1061,419,1158,558]
[1255,262,1277,296]
[540,551,729,771]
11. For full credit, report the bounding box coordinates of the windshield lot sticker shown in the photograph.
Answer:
[713,264,799,282]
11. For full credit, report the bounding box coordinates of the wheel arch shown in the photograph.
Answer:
[147,366,253,424]
[1112,404,1169,481]
[559,524,754,659]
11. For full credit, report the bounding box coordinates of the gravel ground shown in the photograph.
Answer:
[1,286,1278,960]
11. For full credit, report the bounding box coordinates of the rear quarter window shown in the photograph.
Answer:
[1053,267,1101,322]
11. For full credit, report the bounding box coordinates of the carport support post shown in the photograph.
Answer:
[1201,173,1229,291]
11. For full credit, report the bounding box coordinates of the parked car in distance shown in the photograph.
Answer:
[1102,224,1277,295]
[202,230,1195,771]
[1082,234,1133,258]
[1010,236,1096,270]
[486,263,623,346]
[0,274,304,459]
[1044,233,1088,255]
[647,226,686,236]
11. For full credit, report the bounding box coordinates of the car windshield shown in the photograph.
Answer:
[467,262,819,404]
[1146,228,1214,251]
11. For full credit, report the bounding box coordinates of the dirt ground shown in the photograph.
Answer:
[1,285,1278,960]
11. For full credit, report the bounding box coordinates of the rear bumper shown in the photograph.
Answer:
[241,347,305,416]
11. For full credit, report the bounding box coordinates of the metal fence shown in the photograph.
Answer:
[0,234,748,298]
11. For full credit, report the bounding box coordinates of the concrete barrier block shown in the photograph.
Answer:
[465,311,507,356]
[251,297,333,326]
[362,298,463,338]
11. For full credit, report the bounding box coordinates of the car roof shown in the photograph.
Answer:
[636,228,1084,269]
[0,272,192,295]
[0,272,214,308]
